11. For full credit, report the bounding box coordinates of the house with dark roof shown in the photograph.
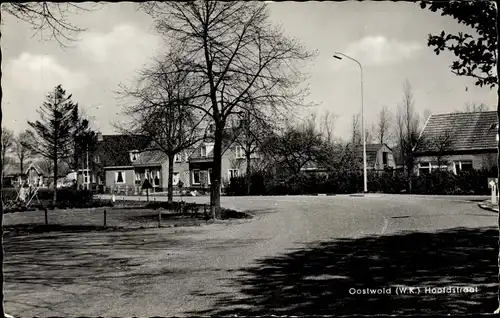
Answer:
[93,133,151,193]
[413,111,498,175]
[95,124,264,194]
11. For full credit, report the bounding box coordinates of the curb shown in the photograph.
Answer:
[478,203,499,213]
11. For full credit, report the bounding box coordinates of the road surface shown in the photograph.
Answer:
[4,194,497,316]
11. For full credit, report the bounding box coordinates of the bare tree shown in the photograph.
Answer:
[463,101,490,112]
[375,106,393,144]
[396,80,421,193]
[260,118,324,177]
[14,130,34,174]
[118,51,209,203]
[364,126,374,144]
[351,113,362,146]
[1,3,100,47]
[319,110,336,145]
[140,1,315,217]
[1,128,14,176]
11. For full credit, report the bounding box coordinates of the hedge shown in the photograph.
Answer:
[1,188,113,211]
[226,168,496,196]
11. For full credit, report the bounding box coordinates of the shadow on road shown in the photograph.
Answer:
[189,226,498,316]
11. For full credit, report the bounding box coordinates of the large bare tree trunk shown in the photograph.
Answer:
[167,154,174,203]
[246,151,251,195]
[211,127,223,219]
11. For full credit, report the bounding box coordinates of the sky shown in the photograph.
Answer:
[2,1,497,142]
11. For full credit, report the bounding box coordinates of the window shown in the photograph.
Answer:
[201,146,207,157]
[454,160,473,174]
[184,151,189,162]
[418,162,430,176]
[208,168,213,185]
[174,153,182,163]
[95,155,100,163]
[83,170,89,184]
[115,171,126,184]
[228,169,239,180]
[235,146,245,159]
[382,152,388,166]
[129,150,139,162]
[173,172,180,186]
[192,169,201,184]
[154,170,160,187]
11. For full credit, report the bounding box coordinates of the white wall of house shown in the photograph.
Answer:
[105,169,135,188]
[415,152,496,175]
[374,145,396,170]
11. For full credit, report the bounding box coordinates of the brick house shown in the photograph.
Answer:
[131,148,193,193]
[94,134,150,194]
[413,111,498,175]
[188,140,250,192]
[96,128,262,194]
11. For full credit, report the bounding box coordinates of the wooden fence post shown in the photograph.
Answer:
[158,209,162,228]
[104,209,107,227]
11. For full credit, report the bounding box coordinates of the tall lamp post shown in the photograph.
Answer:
[333,52,367,193]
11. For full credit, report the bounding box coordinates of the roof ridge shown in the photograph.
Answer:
[430,110,497,117]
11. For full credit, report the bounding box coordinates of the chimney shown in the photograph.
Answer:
[97,132,103,142]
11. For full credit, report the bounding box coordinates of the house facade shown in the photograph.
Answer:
[131,148,192,193]
[413,111,498,176]
[357,143,396,171]
[95,132,250,194]
[188,141,256,191]
[94,134,151,194]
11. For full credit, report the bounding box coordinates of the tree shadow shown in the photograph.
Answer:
[188,226,498,316]
[3,224,127,236]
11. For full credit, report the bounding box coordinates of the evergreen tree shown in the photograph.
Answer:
[27,85,77,204]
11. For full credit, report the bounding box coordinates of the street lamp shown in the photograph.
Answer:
[333,52,367,193]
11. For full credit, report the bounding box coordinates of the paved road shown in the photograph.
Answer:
[4,194,497,316]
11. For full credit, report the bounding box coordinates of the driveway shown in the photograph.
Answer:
[4,194,497,316]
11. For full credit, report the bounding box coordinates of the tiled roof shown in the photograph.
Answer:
[132,149,168,167]
[97,135,150,167]
[415,111,498,153]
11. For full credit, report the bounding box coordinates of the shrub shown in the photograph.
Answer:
[1,188,111,211]
[222,167,496,196]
